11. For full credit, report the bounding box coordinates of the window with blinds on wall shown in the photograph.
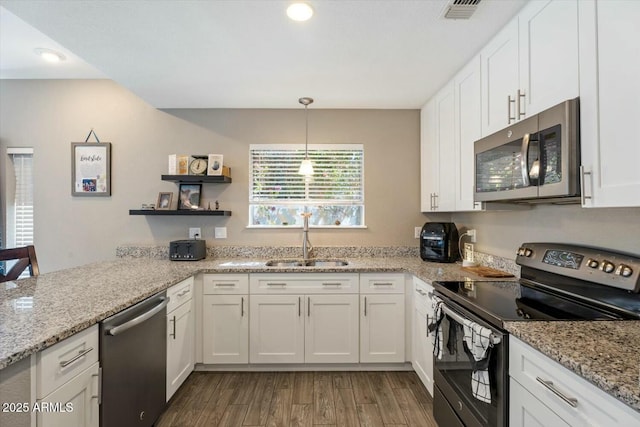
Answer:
[249,144,365,227]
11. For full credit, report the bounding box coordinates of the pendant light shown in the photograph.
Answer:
[298,97,314,176]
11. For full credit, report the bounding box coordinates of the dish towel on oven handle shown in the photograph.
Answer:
[462,319,493,404]
[427,297,445,359]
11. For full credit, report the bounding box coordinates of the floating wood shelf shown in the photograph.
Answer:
[161,175,232,183]
[129,210,232,216]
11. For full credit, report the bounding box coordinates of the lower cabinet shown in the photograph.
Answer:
[202,294,249,364]
[360,293,405,363]
[249,294,359,364]
[166,278,195,401]
[412,277,434,396]
[37,362,100,427]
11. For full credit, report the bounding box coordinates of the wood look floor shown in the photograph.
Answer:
[157,371,437,427]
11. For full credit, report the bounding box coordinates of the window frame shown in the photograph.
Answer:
[248,143,366,229]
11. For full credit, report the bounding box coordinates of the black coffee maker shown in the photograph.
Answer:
[420,222,459,263]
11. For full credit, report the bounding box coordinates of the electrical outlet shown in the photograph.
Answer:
[414,227,422,239]
[464,243,475,262]
[189,227,201,239]
[468,229,477,243]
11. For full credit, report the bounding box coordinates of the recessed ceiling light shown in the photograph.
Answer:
[34,48,66,63]
[287,3,313,21]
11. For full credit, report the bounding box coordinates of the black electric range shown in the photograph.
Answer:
[434,242,640,329]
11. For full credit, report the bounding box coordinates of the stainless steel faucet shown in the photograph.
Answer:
[301,212,313,261]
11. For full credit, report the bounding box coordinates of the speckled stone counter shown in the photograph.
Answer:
[505,321,640,412]
[1,255,488,370]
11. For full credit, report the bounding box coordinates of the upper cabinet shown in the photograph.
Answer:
[579,0,640,208]
[481,0,579,136]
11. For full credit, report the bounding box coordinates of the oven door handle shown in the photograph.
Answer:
[440,304,502,345]
[106,297,169,336]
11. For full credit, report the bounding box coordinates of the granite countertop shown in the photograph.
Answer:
[505,321,640,412]
[0,256,481,370]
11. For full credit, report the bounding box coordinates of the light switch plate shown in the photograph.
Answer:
[214,227,227,239]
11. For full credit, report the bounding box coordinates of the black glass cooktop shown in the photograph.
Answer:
[433,279,640,330]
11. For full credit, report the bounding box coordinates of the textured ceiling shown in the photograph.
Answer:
[0,0,528,108]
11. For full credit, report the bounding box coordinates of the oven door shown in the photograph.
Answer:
[433,297,507,427]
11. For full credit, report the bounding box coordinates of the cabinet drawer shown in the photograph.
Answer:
[37,325,99,399]
[203,274,249,294]
[250,273,359,294]
[509,337,640,427]
[360,273,406,294]
[167,276,194,313]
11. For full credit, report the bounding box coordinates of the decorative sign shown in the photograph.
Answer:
[71,142,111,196]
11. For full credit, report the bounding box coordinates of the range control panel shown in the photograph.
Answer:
[516,243,640,293]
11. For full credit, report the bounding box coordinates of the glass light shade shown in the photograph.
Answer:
[287,3,314,21]
[298,158,314,175]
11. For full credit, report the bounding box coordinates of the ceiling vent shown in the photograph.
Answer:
[442,0,482,20]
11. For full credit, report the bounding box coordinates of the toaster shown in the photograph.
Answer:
[169,239,206,261]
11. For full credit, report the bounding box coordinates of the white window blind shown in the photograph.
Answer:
[9,150,34,247]
[249,144,365,227]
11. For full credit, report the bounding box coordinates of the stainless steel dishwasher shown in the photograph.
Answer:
[100,291,168,427]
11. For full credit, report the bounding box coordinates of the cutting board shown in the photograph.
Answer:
[462,266,514,278]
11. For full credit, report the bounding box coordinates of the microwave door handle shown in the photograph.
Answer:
[520,133,531,187]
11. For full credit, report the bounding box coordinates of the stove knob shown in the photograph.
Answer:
[586,258,599,269]
[517,247,525,256]
[524,248,533,257]
[617,264,633,277]
[600,260,615,274]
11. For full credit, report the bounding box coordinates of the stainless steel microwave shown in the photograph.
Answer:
[474,98,580,203]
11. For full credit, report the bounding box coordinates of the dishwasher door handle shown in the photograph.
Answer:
[106,297,169,336]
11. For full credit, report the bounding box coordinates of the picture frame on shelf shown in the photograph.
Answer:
[71,142,111,196]
[178,184,201,210]
[157,192,173,210]
[207,154,224,176]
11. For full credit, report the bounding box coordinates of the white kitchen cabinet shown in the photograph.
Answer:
[453,56,483,211]
[249,294,305,364]
[202,295,248,364]
[360,273,405,363]
[481,0,579,136]
[166,278,194,401]
[248,273,360,364]
[37,362,99,427]
[579,0,640,208]
[201,274,249,364]
[420,82,456,212]
[36,325,100,427]
[304,294,359,364]
[509,337,640,427]
[420,98,438,212]
[412,277,434,396]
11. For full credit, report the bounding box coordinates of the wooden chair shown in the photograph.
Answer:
[0,245,40,282]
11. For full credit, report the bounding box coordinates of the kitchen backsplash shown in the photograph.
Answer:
[116,245,519,276]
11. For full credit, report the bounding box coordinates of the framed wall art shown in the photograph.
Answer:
[178,184,201,209]
[157,192,173,210]
[71,142,111,196]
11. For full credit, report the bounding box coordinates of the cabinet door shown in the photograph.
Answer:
[519,0,579,118]
[434,82,457,211]
[509,378,571,427]
[481,19,519,136]
[202,295,248,364]
[454,56,483,211]
[249,295,304,364]
[37,362,99,427]
[167,300,195,400]
[305,294,359,364]
[360,294,405,363]
[579,0,640,207]
[420,98,438,212]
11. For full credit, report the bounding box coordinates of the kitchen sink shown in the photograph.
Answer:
[264,259,349,267]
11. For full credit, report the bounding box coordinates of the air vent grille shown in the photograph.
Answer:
[442,0,482,20]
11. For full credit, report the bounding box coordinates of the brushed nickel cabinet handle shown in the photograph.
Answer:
[580,166,592,204]
[508,95,516,123]
[60,347,93,368]
[308,297,311,317]
[241,297,244,317]
[536,377,578,408]
[298,297,301,317]
[169,315,176,339]
[91,368,102,404]
[517,89,526,119]
[364,296,367,316]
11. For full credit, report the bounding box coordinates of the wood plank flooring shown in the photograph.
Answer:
[157,371,437,427]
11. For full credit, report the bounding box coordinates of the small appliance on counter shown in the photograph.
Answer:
[169,239,206,261]
[420,222,459,263]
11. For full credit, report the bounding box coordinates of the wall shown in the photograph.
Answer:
[0,79,434,272]
[452,204,640,259]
